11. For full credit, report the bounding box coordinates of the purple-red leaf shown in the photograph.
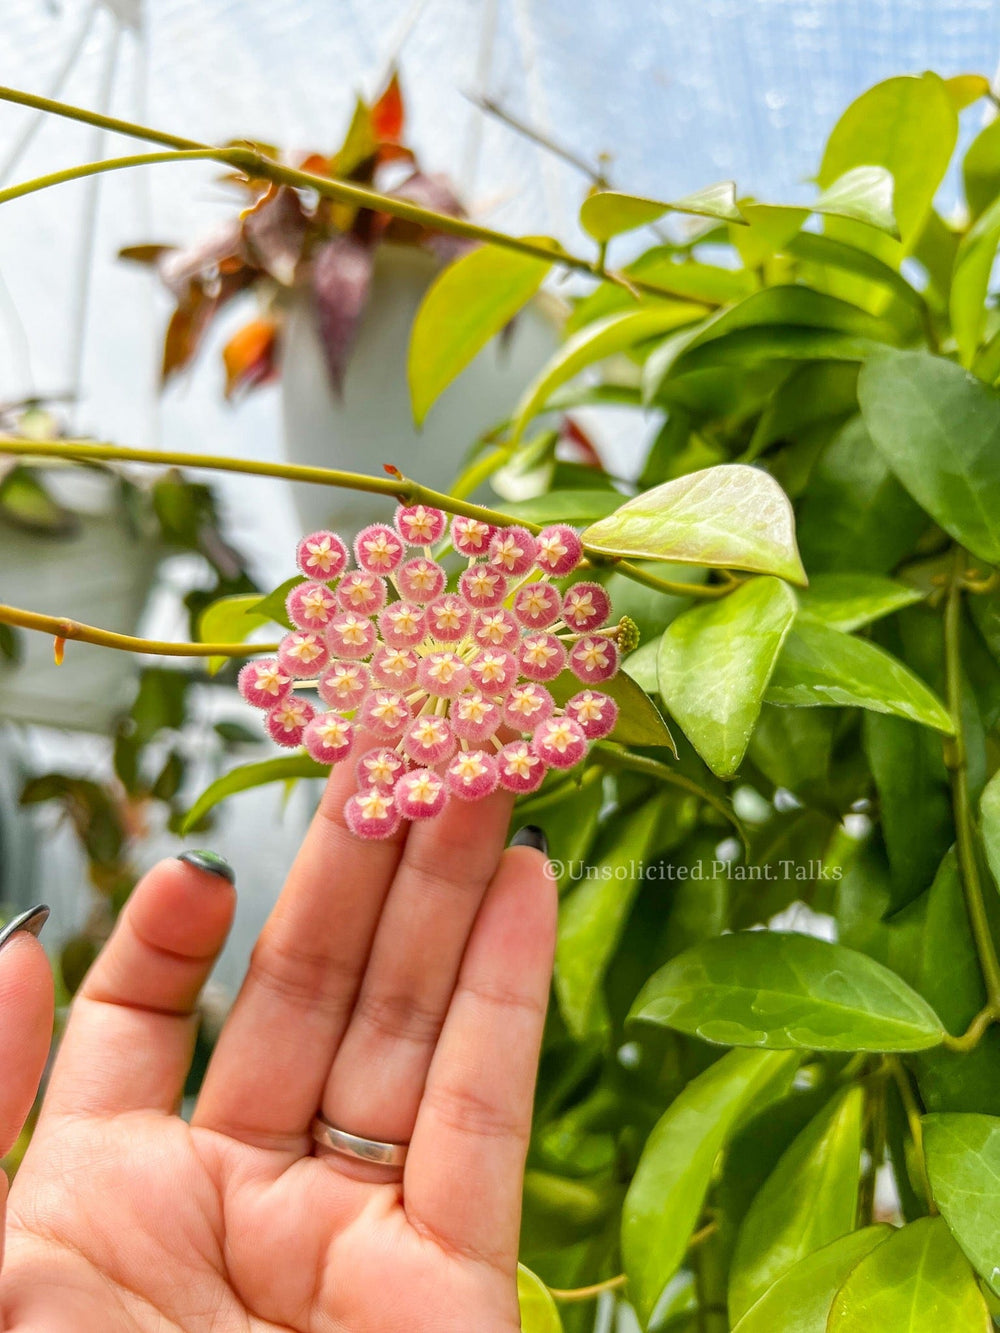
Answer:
[241,186,309,286]
[310,235,374,396]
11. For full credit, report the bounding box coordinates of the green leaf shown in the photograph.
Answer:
[740,167,899,246]
[951,194,1000,367]
[516,1265,563,1333]
[827,1215,991,1332]
[493,489,623,525]
[924,1113,1000,1296]
[583,464,806,584]
[579,180,742,241]
[555,796,667,1039]
[510,303,706,442]
[197,593,272,676]
[981,770,1000,897]
[785,232,924,316]
[408,241,556,426]
[858,350,1000,566]
[945,73,991,111]
[817,73,958,246]
[622,639,659,693]
[864,713,954,912]
[630,932,947,1052]
[182,755,327,833]
[0,465,75,534]
[548,666,676,751]
[622,1048,799,1325]
[765,620,954,734]
[656,577,798,778]
[728,1087,864,1322]
[247,576,304,631]
[732,1227,891,1333]
[964,117,1000,221]
[796,574,924,633]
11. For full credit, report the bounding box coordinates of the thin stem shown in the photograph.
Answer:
[547,1274,626,1302]
[944,547,1000,1008]
[0,436,730,601]
[886,1057,935,1214]
[0,149,230,208]
[0,85,721,309]
[594,743,747,847]
[0,604,277,658]
[940,1003,998,1052]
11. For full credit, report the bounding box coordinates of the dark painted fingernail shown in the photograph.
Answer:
[178,850,236,885]
[510,825,548,855]
[0,905,50,952]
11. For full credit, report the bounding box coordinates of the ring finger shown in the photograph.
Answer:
[318,788,514,1154]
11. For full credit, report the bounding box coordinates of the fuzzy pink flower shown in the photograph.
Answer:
[451,515,493,557]
[397,556,447,603]
[318,660,370,710]
[356,747,408,790]
[371,644,420,690]
[287,580,338,631]
[459,564,508,609]
[531,715,588,769]
[503,682,554,731]
[451,690,501,744]
[345,786,403,839]
[396,503,447,545]
[378,601,426,648]
[488,526,537,576]
[566,689,618,739]
[238,658,292,709]
[473,608,520,652]
[359,690,411,741]
[562,582,611,633]
[297,530,349,580]
[394,768,447,819]
[327,612,377,661]
[278,631,330,678]
[417,650,470,698]
[534,525,583,576]
[497,740,546,794]
[518,632,567,683]
[266,695,315,747]
[355,524,405,575]
[569,635,619,683]
[468,649,517,696]
[403,714,456,765]
[425,594,473,643]
[304,711,355,763]
[336,570,387,616]
[512,581,561,629]
[445,750,499,800]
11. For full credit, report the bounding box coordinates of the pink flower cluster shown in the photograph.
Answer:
[238,505,626,839]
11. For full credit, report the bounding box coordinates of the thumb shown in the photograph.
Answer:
[0,908,54,1275]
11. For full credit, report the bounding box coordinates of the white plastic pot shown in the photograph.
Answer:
[0,467,159,732]
[280,243,560,534]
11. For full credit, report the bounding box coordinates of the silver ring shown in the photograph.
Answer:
[310,1114,409,1168]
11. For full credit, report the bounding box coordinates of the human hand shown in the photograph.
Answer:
[0,751,554,1331]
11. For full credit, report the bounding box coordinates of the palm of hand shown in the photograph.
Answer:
[0,765,552,1333]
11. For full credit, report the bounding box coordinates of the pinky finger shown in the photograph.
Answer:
[0,908,54,1272]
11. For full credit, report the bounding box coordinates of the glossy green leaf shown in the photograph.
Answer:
[657,577,798,778]
[495,489,623,525]
[729,1087,864,1321]
[964,117,1000,221]
[197,594,272,676]
[630,931,947,1052]
[951,194,1000,367]
[765,620,954,734]
[555,796,667,1039]
[741,167,898,246]
[622,639,659,693]
[408,241,556,425]
[864,713,954,912]
[548,665,675,751]
[818,73,958,245]
[511,303,706,442]
[579,180,742,242]
[827,1216,991,1332]
[859,350,1000,565]
[796,573,923,632]
[945,73,991,111]
[583,464,806,583]
[182,755,327,833]
[924,1113,1000,1295]
[248,576,303,631]
[517,1265,563,1333]
[785,231,924,316]
[622,1048,799,1325]
[981,770,1000,897]
[732,1227,891,1333]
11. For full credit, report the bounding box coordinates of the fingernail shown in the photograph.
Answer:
[0,905,50,952]
[177,850,236,886]
[510,825,548,855]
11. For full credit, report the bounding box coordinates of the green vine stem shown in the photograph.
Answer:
[0,436,730,601]
[943,546,1000,1017]
[885,1057,935,1214]
[0,84,722,310]
[594,743,748,847]
[0,603,277,658]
